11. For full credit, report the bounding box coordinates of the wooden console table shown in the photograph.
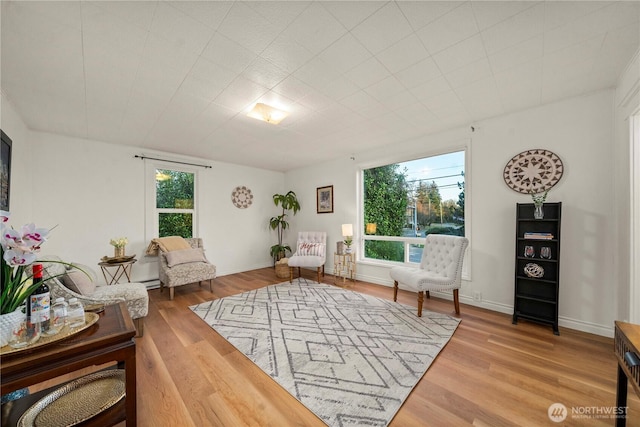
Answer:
[615,320,640,426]
[1,302,137,426]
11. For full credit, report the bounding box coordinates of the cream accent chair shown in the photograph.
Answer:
[42,258,149,337]
[390,234,469,316]
[288,232,327,283]
[158,238,216,300]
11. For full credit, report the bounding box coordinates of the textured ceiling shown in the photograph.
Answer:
[2,1,639,172]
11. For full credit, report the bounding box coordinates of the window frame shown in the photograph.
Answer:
[144,160,199,241]
[357,144,471,279]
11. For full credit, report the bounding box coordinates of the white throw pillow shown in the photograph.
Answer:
[297,242,325,257]
[165,248,207,267]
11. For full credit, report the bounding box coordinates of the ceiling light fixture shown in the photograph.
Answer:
[247,103,288,125]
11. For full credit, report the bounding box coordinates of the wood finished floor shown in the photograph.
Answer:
[126,268,637,426]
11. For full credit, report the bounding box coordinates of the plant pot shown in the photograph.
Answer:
[275,262,290,279]
[114,246,125,258]
[0,307,25,347]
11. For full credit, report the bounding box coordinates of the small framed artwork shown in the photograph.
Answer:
[0,130,11,211]
[316,185,333,214]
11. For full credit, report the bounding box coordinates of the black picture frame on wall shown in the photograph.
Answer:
[316,185,333,214]
[1,130,11,211]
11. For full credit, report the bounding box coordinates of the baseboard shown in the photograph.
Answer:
[356,273,614,337]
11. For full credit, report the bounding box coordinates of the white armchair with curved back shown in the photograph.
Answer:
[390,234,469,316]
[288,232,327,283]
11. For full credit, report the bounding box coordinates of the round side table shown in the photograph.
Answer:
[98,259,137,285]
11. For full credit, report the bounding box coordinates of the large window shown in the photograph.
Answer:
[362,150,466,264]
[155,168,195,238]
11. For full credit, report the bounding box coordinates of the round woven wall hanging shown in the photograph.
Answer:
[231,186,253,209]
[503,149,563,194]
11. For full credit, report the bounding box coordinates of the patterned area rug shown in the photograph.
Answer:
[190,281,460,427]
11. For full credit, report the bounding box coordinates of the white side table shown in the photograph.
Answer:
[334,252,356,285]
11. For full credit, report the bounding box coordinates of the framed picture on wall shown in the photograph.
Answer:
[0,130,11,211]
[316,185,333,214]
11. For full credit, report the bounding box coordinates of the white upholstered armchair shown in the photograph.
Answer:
[390,234,468,316]
[288,232,327,283]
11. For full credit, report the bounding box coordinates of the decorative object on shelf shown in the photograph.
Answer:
[503,149,564,194]
[316,185,333,214]
[524,245,535,258]
[231,186,253,209]
[531,190,548,219]
[109,237,128,258]
[336,241,344,255]
[17,369,126,427]
[524,232,554,240]
[540,247,552,259]
[269,191,300,263]
[342,224,353,254]
[524,262,545,278]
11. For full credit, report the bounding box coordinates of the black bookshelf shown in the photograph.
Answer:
[512,202,562,335]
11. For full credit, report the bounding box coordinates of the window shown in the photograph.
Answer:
[362,150,466,264]
[155,168,195,238]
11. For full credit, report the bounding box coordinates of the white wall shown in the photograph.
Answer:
[286,89,618,336]
[1,92,285,283]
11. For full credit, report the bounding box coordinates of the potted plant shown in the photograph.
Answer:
[0,211,80,346]
[269,191,300,263]
[531,190,548,219]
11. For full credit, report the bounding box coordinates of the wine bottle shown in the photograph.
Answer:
[26,263,50,332]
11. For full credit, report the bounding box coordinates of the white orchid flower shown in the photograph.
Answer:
[20,223,49,249]
[3,248,37,267]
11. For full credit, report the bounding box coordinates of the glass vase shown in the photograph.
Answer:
[534,204,544,220]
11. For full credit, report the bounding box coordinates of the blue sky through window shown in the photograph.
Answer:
[398,151,465,202]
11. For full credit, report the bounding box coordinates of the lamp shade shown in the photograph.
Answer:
[341,224,353,237]
[365,223,377,234]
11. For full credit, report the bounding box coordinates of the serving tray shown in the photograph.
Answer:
[17,369,126,427]
[0,312,99,356]
[100,255,136,264]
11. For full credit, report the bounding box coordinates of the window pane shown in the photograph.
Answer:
[156,169,194,209]
[409,243,424,263]
[363,164,408,237]
[364,240,404,262]
[363,150,465,263]
[159,213,193,238]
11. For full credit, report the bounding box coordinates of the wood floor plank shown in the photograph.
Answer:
[132,268,639,426]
